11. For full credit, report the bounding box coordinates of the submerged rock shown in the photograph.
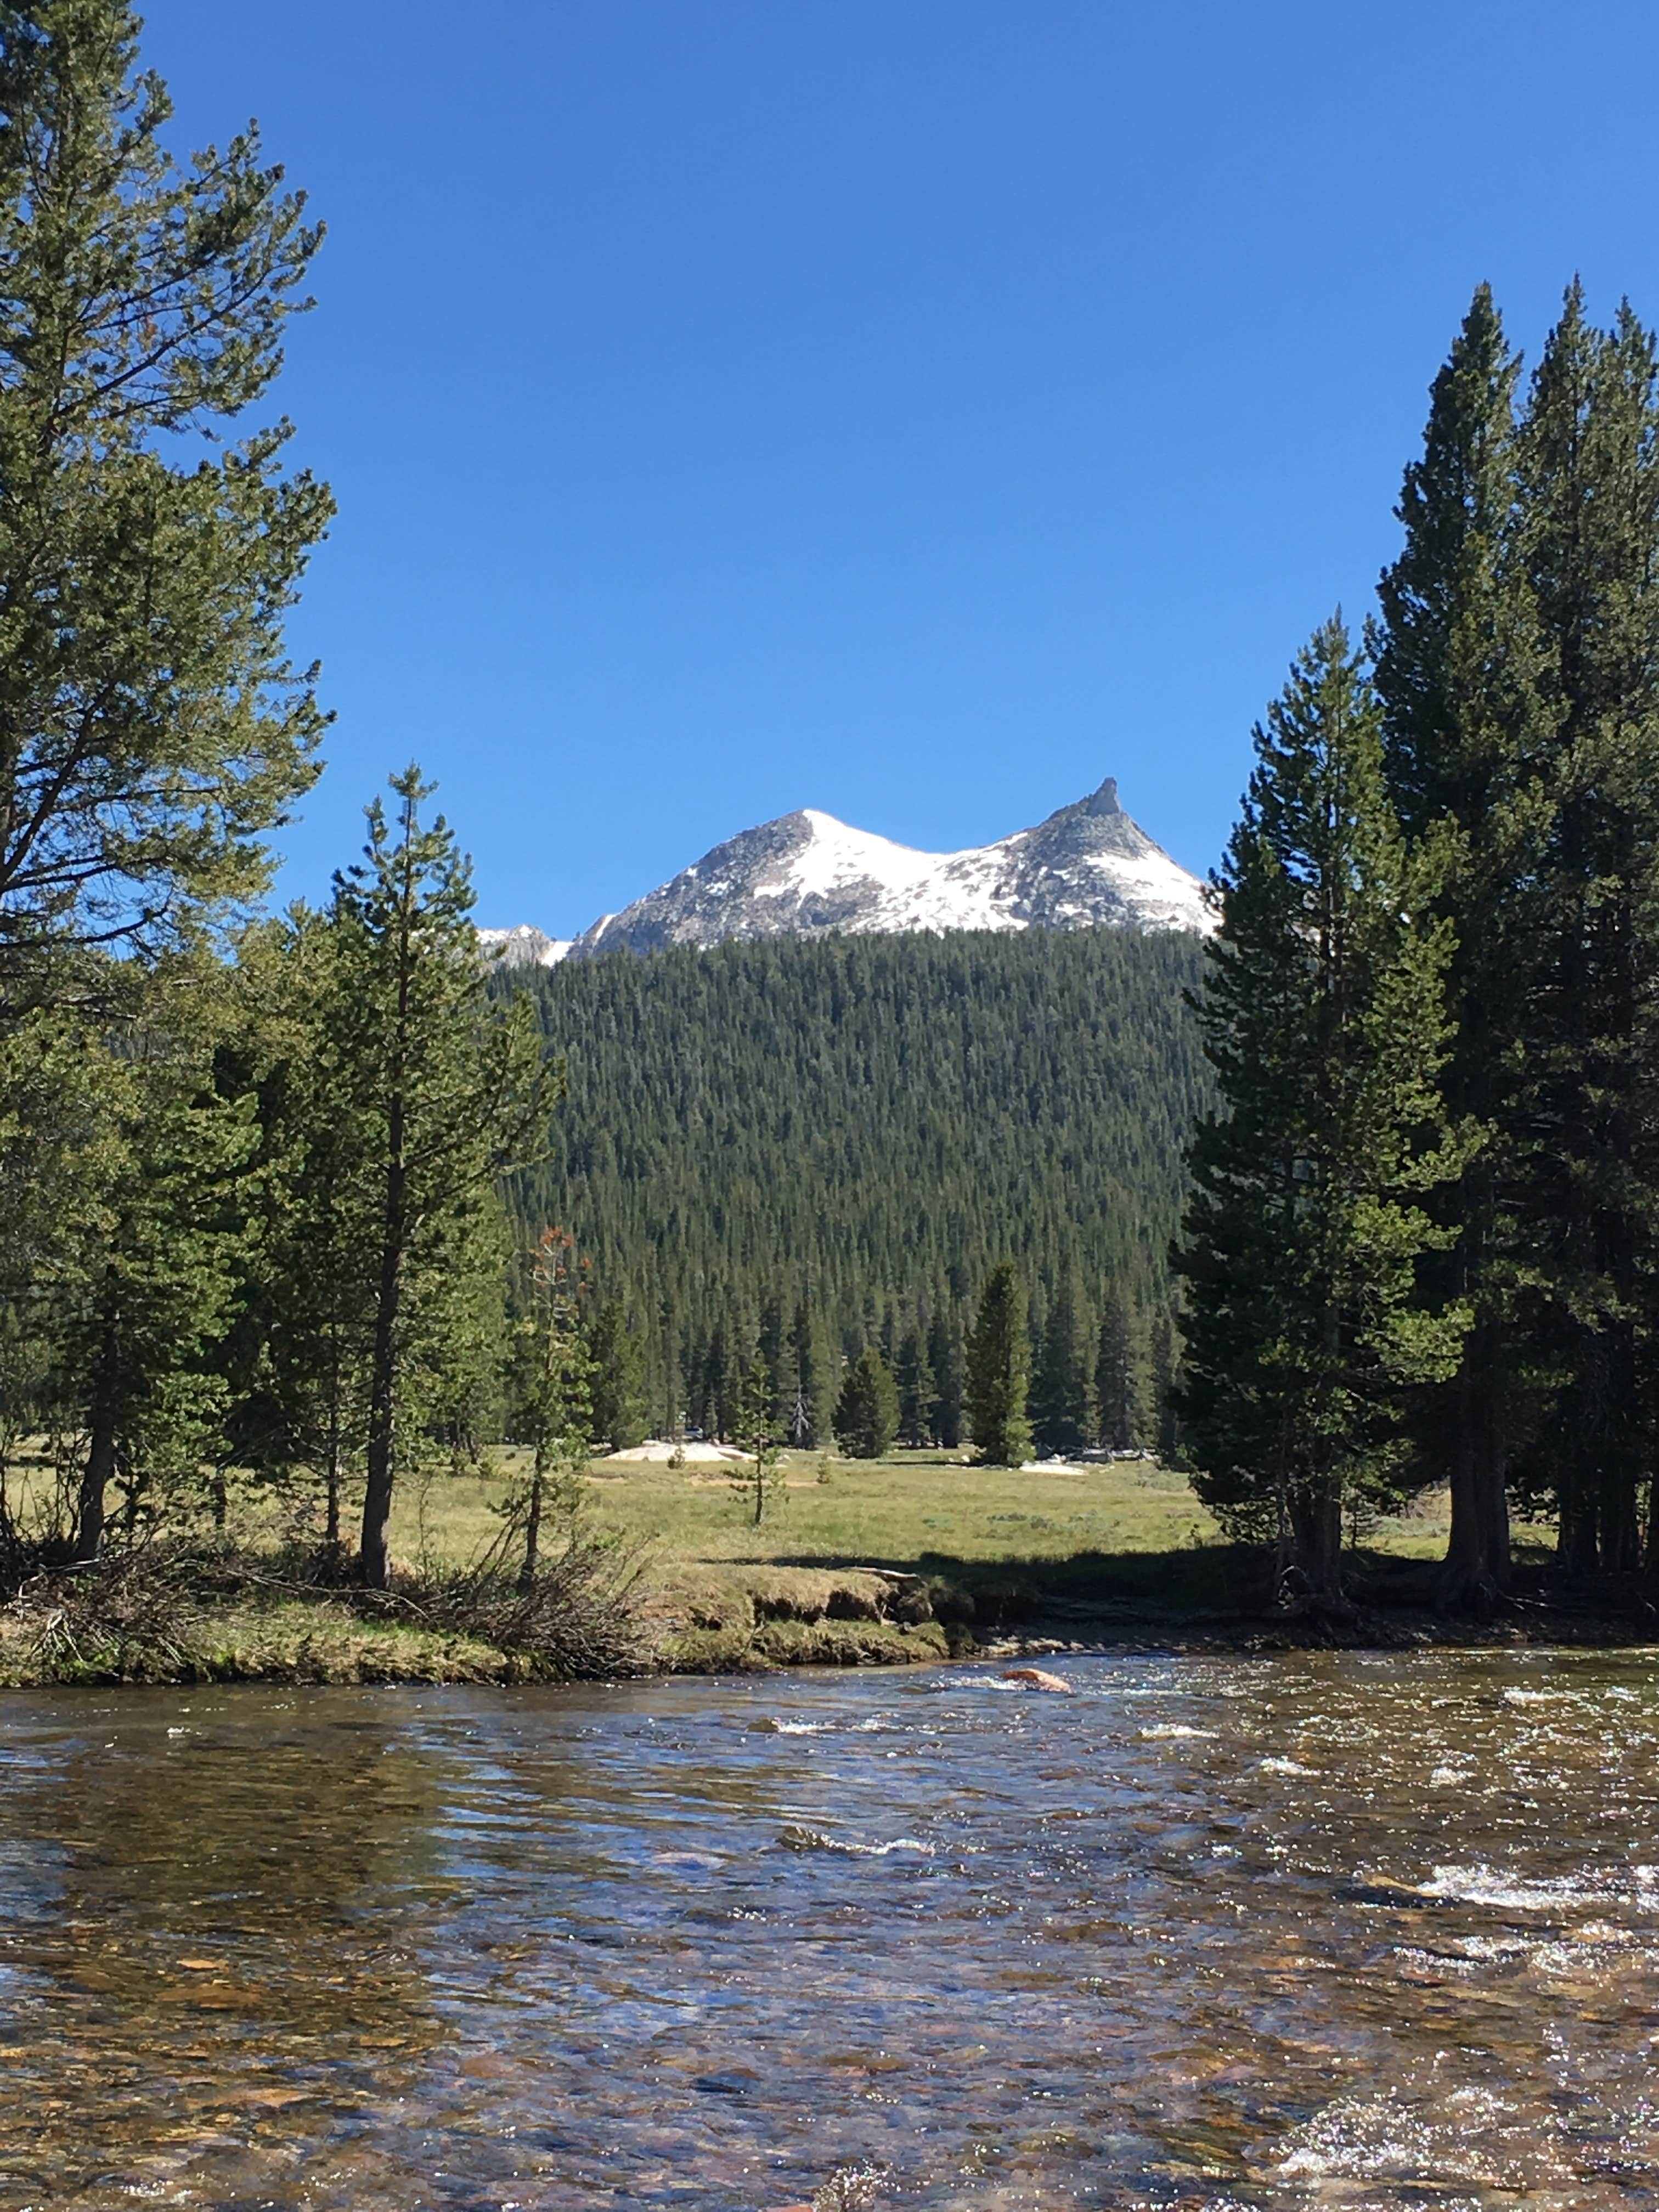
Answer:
[1001,1664,1074,1694]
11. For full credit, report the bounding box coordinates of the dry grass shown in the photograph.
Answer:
[0,1579,513,1689]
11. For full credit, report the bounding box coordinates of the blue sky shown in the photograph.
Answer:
[146,0,1659,934]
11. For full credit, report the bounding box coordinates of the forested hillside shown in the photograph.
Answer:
[499,929,1209,1439]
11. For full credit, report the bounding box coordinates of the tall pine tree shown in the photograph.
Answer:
[833,1345,899,1459]
[0,2,330,1015]
[963,1262,1032,1468]
[328,769,555,1588]
[895,1317,937,1447]
[1177,619,1474,1601]
[1094,1283,1148,1451]
[1029,1272,1092,1458]
[1516,287,1659,1579]
[516,1228,594,1590]
[927,1306,964,1450]
[1373,283,1555,1607]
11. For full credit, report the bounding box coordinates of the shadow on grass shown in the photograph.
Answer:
[764,1541,1271,1624]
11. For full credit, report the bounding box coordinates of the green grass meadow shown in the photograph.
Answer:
[0,1443,1559,1684]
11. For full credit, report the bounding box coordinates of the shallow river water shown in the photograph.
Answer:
[2,1648,1658,2210]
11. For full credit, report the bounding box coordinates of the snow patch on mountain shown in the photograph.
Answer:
[744,810,1015,932]
[477,923,571,968]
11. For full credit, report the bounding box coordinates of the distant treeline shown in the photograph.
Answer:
[496,929,1209,1444]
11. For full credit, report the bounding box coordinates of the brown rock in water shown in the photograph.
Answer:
[1001,1666,1074,1694]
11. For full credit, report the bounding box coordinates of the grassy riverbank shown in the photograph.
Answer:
[398,1444,1548,1660]
[1,1447,1588,1689]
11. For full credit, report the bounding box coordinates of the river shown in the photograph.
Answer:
[1,1648,1656,2209]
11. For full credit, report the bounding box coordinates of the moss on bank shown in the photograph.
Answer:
[0,1592,517,1689]
[0,1559,955,1689]
[0,1590,950,1689]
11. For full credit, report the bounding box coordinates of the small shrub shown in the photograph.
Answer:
[417,1533,651,1680]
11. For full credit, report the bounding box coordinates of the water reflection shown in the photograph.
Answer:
[0,1697,450,2206]
[0,1650,1655,2208]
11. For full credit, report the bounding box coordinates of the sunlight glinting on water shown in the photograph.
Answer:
[1,1649,1657,2209]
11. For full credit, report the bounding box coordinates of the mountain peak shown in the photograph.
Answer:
[486,778,1209,960]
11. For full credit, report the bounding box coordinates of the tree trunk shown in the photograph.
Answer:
[76,1410,116,1564]
[1599,1324,1641,1577]
[1559,1494,1599,1577]
[324,1345,343,1554]
[1438,1330,1511,1612]
[1290,1485,1344,1606]
[520,1447,546,1596]
[359,1103,405,1590]
[75,1312,121,1564]
[359,1256,400,1587]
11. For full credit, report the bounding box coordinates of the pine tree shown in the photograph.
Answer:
[61,1037,258,1558]
[516,1228,594,1590]
[1029,1273,1092,1459]
[963,1262,1032,1467]
[894,1319,936,1446]
[0,1011,117,1537]
[832,1345,899,1459]
[218,911,377,1552]
[1149,1313,1181,1466]
[791,1296,838,1446]
[1515,286,1659,1581]
[699,1313,745,1443]
[927,1307,964,1449]
[0,2,331,1015]
[733,1353,786,1524]
[586,1297,648,1452]
[758,1294,790,1431]
[1373,283,1554,1608]
[328,769,556,1588]
[1176,618,1474,1602]
[658,1295,685,1443]
[1094,1284,1148,1451]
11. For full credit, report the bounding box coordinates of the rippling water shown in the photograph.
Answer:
[2,1647,1658,2209]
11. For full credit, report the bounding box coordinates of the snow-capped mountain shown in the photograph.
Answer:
[477,923,572,968]
[483,777,1210,960]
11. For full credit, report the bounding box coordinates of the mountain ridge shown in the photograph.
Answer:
[479,776,1209,966]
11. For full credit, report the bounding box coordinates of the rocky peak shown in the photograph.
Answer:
[515,777,1211,958]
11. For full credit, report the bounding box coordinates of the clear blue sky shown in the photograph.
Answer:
[145,0,1659,934]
